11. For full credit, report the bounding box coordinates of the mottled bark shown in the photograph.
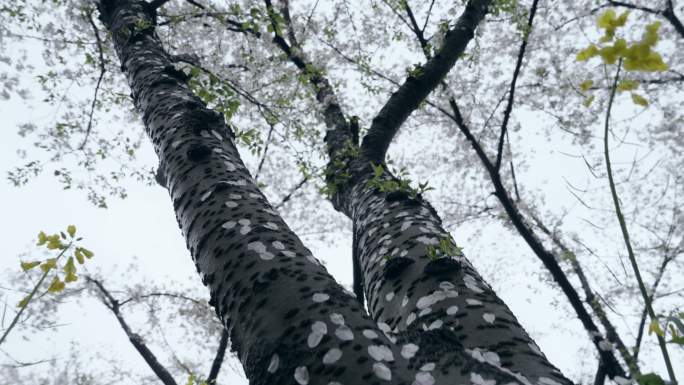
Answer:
[97,1,415,384]
[96,0,582,383]
[333,166,574,385]
[261,0,576,383]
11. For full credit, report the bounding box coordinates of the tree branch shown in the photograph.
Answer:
[86,276,178,385]
[608,0,684,39]
[79,10,107,150]
[274,176,308,209]
[263,0,353,157]
[633,240,680,360]
[147,0,172,11]
[528,211,639,375]
[445,98,628,379]
[663,0,684,38]
[360,0,491,163]
[495,0,539,172]
[206,328,229,384]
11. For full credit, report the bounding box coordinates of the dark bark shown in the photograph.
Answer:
[395,0,631,378]
[360,0,491,163]
[495,0,539,172]
[95,0,577,383]
[206,328,229,384]
[96,1,415,384]
[607,0,684,39]
[337,167,574,385]
[261,1,575,383]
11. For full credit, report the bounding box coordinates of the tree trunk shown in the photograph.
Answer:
[336,163,574,385]
[97,0,576,383]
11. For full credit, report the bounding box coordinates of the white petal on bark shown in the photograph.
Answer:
[294,366,309,385]
[372,362,392,381]
[401,343,419,359]
[322,348,343,364]
[267,354,279,373]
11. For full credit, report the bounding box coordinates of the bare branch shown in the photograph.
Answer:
[495,0,539,172]
[79,10,107,150]
[360,0,491,163]
[254,119,275,181]
[86,276,178,385]
[263,0,353,157]
[528,211,639,374]
[205,328,229,384]
[147,0,172,11]
[274,176,309,209]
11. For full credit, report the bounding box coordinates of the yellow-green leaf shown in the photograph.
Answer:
[46,235,62,250]
[63,257,78,283]
[649,319,664,336]
[20,261,41,271]
[37,231,47,246]
[599,46,619,64]
[579,79,593,92]
[40,258,57,272]
[643,21,661,46]
[617,80,638,92]
[615,11,629,27]
[81,247,94,259]
[576,44,598,61]
[583,95,595,107]
[631,93,649,107]
[17,295,31,308]
[47,276,66,293]
[75,249,85,264]
[597,9,617,29]
[67,225,76,237]
[186,374,195,385]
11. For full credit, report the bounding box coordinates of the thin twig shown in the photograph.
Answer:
[254,118,276,181]
[86,276,178,385]
[79,10,107,150]
[602,60,676,383]
[494,0,539,172]
[274,177,308,209]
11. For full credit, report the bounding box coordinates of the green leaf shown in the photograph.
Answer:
[370,162,384,177]
[67,225,76,237]
[75,248,85,264]
[669,335,684,346]
[617,80,638,92]
[20,261,41,271]
[80,247,94,259]
[47,276,66,293]
[631,93,649,107]
[40,258,57,272]
[579,79,593,92]
[63,257,77,283]
[37,231,47,245]
[636,373,665,385]
[648,319,664,336]
[17,295,31,308]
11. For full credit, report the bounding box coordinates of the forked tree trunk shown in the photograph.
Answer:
[97,0,576,384]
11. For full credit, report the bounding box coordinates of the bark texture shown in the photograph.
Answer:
[337,165,574,385]
[97,0,577,384]
[97,1,414,384]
